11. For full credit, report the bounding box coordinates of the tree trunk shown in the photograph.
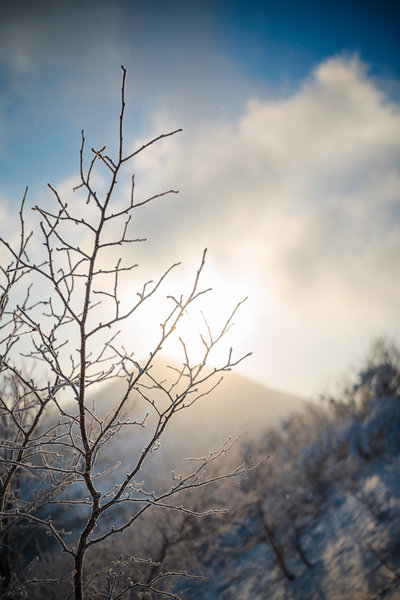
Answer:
[74,554,84,600]
[257,501,295,581]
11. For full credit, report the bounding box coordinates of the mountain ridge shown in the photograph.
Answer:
[88,356,308,480]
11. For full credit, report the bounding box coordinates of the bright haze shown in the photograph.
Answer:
[1,0,399,397]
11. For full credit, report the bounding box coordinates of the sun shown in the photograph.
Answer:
[118,264,256,368]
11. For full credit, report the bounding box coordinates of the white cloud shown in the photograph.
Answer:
[130,55,400,395]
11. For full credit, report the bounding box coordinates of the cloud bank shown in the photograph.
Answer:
[130,55,400,394]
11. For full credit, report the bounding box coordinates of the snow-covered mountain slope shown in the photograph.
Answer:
[185,456,400,600]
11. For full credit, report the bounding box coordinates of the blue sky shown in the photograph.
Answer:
[215,1,400,80]
[1,0,399,396]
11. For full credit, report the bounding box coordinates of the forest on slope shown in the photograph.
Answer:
[177,338,400,599]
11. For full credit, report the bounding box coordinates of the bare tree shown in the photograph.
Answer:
[0,66,252,600]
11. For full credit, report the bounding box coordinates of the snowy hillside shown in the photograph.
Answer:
[182,456,400,600]
[176,340,400,599]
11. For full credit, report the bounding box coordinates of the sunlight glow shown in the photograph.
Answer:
[118,264,256,368]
